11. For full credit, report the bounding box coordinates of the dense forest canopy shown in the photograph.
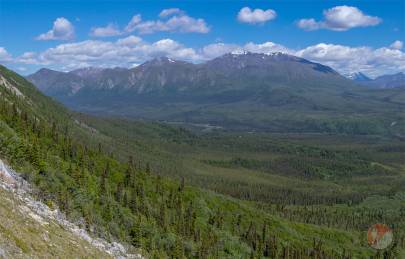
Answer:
[1,63,405,258]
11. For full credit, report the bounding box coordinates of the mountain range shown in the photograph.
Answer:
[347,71,405,88]
[28,52,348,96]
[27,52,405,133]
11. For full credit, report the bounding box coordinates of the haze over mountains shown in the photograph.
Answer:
[347,71,405,88]
[28,52,405,133]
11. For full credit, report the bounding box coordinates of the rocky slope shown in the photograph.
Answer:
[0,159,142,259]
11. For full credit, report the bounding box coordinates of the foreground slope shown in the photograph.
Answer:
[0,188,112,258]
[0,159,118,258]
[1,64,398,257]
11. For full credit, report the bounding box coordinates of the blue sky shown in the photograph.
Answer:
[0,0,404,77]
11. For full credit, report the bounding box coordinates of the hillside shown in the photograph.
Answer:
[0,187,112,258]
[0,159,137,258]
[1,63,398,257]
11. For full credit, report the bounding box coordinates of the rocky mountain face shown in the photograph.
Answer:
[0,159,142,259]
[27,68,87,97]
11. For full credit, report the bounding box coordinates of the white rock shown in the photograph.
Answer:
[0,159,143,258]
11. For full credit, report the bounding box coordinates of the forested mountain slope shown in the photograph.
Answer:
[0,159,137,258]
[27,52,405,133]
[0,64,397,257]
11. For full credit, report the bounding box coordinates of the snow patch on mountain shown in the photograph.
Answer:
[346,72,371,81]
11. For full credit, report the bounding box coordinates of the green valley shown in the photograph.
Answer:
[1,58,404,258]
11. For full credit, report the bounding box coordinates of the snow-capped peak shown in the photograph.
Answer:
[346,72,371,81]
[231,49,249,55]
[264,51,288,56]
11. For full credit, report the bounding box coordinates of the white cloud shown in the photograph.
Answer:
[124,10,209,34]
[244,42,291,54]
[0,47,12,62]
[201,43,241,59]
[90,23,121,37]
[165,15,209,33]
[148,39,199,60]
[16,52,39,64]
[390,40,403,50]
[116,35,142,46]
[87,9,209,37]
[10,36,405,77]
[124,14,142,33]
[296,43,405,77]
[298,6,381,31]
[36,17,75,40]
[237,7,277,24]
[16,37,199,69]
[159,8,184,18]
[297,19,320,31]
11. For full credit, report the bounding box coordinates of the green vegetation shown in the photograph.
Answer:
[1,64,404,258]
[74,116,405,257]
[75,115,405,205]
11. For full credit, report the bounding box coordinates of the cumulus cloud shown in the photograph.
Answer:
[159,8,184,18]
[297,19,321,31]
[124,10,209,34]
[16,52,39,64]
[36,17,75,40]
[87,9,209,37]
[201,43,242,59]
[124,14,142,33]
[16,36,200,69]
[90,23,121,37]
[244,42,291,54]
[296,43,405,77]
[116,35,142,46]
[10,36,405,77]
[390,40,403,50]
[298,6,381,31]
[237,7,277,24]
[0,47,12,62]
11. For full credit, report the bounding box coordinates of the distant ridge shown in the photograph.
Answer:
[347,71,405,88]
[26,52,405,132]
